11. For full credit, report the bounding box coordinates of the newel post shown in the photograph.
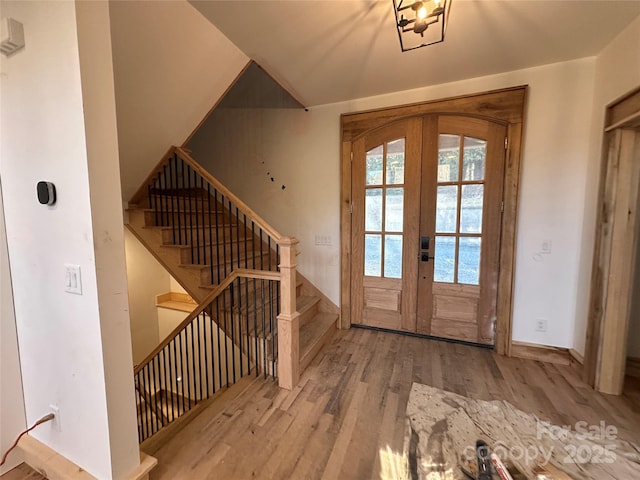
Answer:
[277,236,300,390]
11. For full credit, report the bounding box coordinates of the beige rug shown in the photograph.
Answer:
[404,383,640,479]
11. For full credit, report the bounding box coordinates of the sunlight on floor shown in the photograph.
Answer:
[378,444,456,480]
[379,445,409,480]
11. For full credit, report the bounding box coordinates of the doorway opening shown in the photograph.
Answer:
[584,86,640,395]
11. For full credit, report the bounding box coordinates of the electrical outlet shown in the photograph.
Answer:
[541,239,552,254]
[49,404,61,432]
[535,319,547,333]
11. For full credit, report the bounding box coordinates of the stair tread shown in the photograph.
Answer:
[297,295,320,315]
[200,277,302,291]
[142,208,225,215]
[160,241,257,250]
[178,252,272,269]
[299,313,337,360]
[143,223,237,231]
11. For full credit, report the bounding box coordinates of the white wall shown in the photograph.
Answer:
[0,183,26,475]
[124,229,169,364]
[170,276,187,294]
[573,15,640,356]
[108,0,249,201]
[0,1,138,478]
[189,58,597,350]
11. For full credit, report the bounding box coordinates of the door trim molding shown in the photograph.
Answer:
[584,85,640,394]
[340,86,528,355]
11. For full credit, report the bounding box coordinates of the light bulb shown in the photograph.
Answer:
[434,0,441,5]
[417,6,427,19]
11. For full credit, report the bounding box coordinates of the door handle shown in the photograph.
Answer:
[420,252,431,262]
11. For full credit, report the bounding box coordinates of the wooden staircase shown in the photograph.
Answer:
[127,147,338,396]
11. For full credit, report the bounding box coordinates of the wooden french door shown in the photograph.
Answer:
[351,118,422,331]
[351,115,506,345]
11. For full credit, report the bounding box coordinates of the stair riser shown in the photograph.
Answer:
[178,243,268,265]
[161,227,247,246]
[146,196,219,210]
[299,301,319,328]
[144,210,230,228]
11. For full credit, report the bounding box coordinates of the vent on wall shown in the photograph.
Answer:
[1,18,25,57]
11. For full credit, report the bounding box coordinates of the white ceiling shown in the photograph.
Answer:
[190,0,640,106]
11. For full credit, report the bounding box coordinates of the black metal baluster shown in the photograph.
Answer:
[261,280,267,379]
[143,364,152,435]
[243,214,249,270]
[171,336,179,416]
[214,189,222,285]
[180,327,191,412]
[230,281,237,383]
[202,310,210,399]
[252,222,256,269]
[235,206,241,272]
[166,346,174,420]
[188,322,195,407]
[269,280,279,378]
[138,372,147,441]
[236,276,244,378]
[216,297,223,390]
[185,166,194,264]
[196,314,203,402]
[148,357,160,433]
[166,343,174,421]
[207,184,214,286]
[161,165,168,227]
[221,195,228,278]
[147,184,156,230]
[260,230,265,271]
[269,279,275,378]
[179,157,186,246]
[223,289,230,387]
[200,176,207,268]
[227,199,233,274]
[253,269,259,375]
[268,236,272,271]
[133,374,144,443]
[169,153,180,245]
[193,169,201,265]
[176,156,182,245]
[207,305,216,395]
[157,173,164,227]
[135,373,143,441]
[160,348,167,422]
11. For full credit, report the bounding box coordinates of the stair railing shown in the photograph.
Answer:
[131,147,282,287]
[130,147,301,430]
[134,268,282,442]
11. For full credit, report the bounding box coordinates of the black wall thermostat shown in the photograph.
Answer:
[37,181,56,206]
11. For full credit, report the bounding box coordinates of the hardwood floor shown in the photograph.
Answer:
[143,328,640,480]
[0,464,45,480]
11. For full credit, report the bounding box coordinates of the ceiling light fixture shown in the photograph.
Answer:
[392,0,451,52]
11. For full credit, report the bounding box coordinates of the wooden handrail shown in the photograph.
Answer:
[129,146,283,243]
[134,268,280,374]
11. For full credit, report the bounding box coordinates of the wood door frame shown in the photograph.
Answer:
[584,86,640,394]
[340,86,528,355]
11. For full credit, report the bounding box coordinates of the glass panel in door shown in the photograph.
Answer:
[364,139,406,279]
[433,134,486,285]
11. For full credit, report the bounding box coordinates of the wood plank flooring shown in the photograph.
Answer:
[142,328,640,480]
[0,464,45,480]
